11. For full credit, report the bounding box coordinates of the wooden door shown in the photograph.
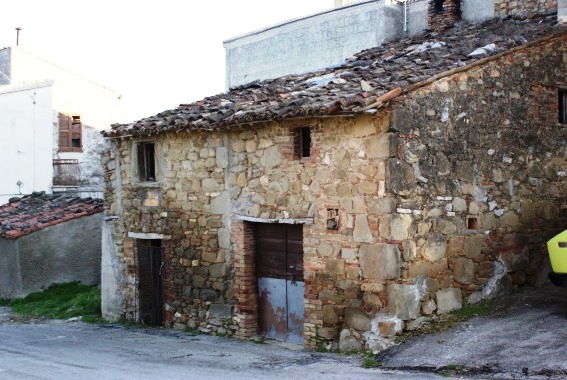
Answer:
[256,223,304,344]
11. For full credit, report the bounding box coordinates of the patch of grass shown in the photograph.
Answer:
[0,282,101,323]
[361,350,381,369]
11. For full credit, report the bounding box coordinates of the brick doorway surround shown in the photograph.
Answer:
[231,217,315,344]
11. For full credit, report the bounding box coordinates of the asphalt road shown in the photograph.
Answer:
[0,308,434,380]
[377,285,567,379]
[1,285,565,380]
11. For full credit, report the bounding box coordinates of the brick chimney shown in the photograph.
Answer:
[428,0,462,30]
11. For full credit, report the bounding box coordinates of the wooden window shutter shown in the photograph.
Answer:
[58,112,70,150]
[58,113,82,151]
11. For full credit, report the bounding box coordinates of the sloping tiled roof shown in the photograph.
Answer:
[103,14,564,138]
[0,192,103,240]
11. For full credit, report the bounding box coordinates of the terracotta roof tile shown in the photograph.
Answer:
[0,192,104,240]
[103,15,564,138]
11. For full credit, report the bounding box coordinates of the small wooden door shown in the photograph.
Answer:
[137,239,164,326]
[256,223,304,344]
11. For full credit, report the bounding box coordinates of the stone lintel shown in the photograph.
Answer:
[127,232,172,240]
[235,214,314,224]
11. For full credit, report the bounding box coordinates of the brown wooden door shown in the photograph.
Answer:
[256,223,304,344]
[136,239,163,326]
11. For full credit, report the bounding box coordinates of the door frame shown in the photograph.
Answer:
[231,217,312,345]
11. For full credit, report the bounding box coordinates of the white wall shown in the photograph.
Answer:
[462,0,495,23]
[559,0,567,23]
[1,47,122,200]
[10,47,121,131]
[0,82,54,204]
[224,0,428,89]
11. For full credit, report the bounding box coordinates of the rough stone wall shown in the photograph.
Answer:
[494,0,557,17]
[103,35,567,349]
[387,34,567,317]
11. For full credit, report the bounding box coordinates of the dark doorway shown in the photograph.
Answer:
[256,223,304,344]
[136,239,163,326]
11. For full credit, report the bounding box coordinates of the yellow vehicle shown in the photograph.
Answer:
[547,230,567,287]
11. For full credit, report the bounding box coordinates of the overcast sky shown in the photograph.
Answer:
[0,0,334,123]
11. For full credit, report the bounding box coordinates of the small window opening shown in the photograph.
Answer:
[559,90,567,124]
[327,209,339,230]
[299,127,311,158]
[433,0,444,13]
[138,142,156,182]
[467,216,479,230]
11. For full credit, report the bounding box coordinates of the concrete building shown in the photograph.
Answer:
[0,192,103,298]
[100,0,566,351]
[0,46,121,204]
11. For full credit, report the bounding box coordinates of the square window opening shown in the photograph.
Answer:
[299,127,311,158]
[559,89,567,124]
[467,216,479,231]
[327,208,339,230]
[137,142,156,182]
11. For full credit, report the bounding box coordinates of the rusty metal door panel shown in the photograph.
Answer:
[258,277,288,341]
[256,223,304,344]
[286,279,304,345]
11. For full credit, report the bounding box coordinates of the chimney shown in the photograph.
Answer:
[428,0,461,30]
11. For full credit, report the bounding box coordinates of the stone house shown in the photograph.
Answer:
[101,4,567,350]
[0,46,121,204]
[0,192,103,299]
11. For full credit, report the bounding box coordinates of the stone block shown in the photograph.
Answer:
[183,285,193,297]
[218,228,230,249]
[323,305,339,324]
[379,214,412,241]
[319,327,340,340]
[421,299,436,315]
[368,198,396,215]
[342,248,357,260]
[476,261,494,278]
[318,242,335,257]
[436,288,462,314]
[209,304,232,319]
[353,214,373,243]
[339,329,363,352]
[345,308,371,331]
[200,289,217,302]
[500,211,520,227]
[402,240,417,262]
[423,235,447,262]
[358,181,377,194]
[388,284,420,320]
[465,235,484,259]
[454,257,475,285]
[359,243,400,281]
[326,259,345,276]
[386,159,416,196]
[209,263,228,278]
[365,133,397,159]
[500,234,529,271]
[216,147,228,168]
[334,149,352,169]
[260,146,282,168]
[211,191,230,215]
[447,236,465,257]
[452,197,467,212]
[455,161,473,182]
[436,218,456,235]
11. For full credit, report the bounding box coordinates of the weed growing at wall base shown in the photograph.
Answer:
[0,282,102,323]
